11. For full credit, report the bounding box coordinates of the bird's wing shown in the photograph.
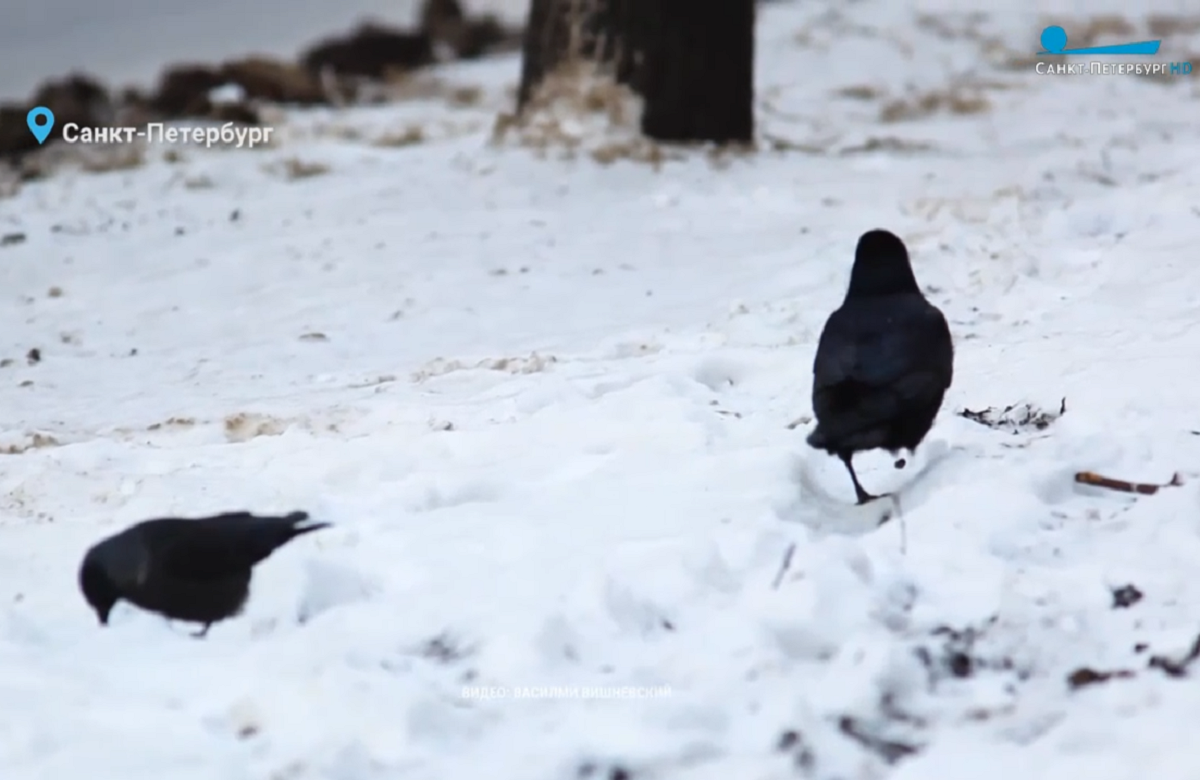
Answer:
[152,533,250,580]
[151,513,317,580]
[811,303,952,436]
[814,303,951,391]
[143,515,261,580]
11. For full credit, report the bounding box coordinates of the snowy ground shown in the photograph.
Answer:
[4,3,1200,779]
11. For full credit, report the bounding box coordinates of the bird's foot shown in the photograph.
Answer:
[190,624,211,639]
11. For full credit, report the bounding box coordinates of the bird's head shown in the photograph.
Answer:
[78,556,120,625]
[846,229,920,298]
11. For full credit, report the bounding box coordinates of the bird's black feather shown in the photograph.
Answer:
[806,229,954,503]
[147,511,327,579]
[79,510,327,635]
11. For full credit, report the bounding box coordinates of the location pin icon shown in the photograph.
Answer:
[26,106,54,144]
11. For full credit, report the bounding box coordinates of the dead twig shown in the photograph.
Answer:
[1149,633,1200,677]
[1067,667,1136,690]
[837,716,920,764]
[958,397,1066,433]
[772,543,796,589]
[1074,471,1184,495]
[786,415,810,431]
[1065,633,1200,689]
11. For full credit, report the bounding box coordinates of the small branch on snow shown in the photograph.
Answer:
[1149,633,1200,678]
[836,716,920,764]
[1066,666,1135,690]
[772,543,796,589]
[785,415,811,430]
[1065,633,1200,689]
[1074,471,1184,495]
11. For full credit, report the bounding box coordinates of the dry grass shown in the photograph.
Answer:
[839,137,935,155]
[759,134,828,155]
[497,36,758,168]
[0,169,21,200]
[183,174,216,190]
[913,12,991,42]
[492,60,671,166]
[365,73,489,107]
[224,412,290,442]
[266,157,331,180]
[491,0,680,166]
[446,85,485,108]
[0,432,61,454]
[146,417,197,431]
[1148,14,1200,37]
[9,142,149,184]
[79,145,148,173]
[374,125,427,147]
[411,352,559,382]
[836,84,886,101]
[879,86,991,122]
[315,124,364,142]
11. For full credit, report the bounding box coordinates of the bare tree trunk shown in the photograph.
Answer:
[637,0,755,143]
[516,0,754,144]
[515,0,566,111]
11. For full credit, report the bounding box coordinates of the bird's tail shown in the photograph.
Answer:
[242,511,331,563]
[279,511,331,541]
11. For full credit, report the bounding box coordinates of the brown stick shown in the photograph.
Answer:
[1074,471,1184,495]
[1149,633,1200,677]
[772,543,796,589]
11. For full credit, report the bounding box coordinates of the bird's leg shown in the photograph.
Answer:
[190,623,212,639]
[838,453,879,505]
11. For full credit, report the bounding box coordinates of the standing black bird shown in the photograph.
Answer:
[79,510,329,637]
[806,229,954,504]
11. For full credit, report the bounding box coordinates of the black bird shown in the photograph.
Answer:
[79,510,329,637]
[806,229,954,504]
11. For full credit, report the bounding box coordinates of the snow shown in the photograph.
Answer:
[4,2,1200,778]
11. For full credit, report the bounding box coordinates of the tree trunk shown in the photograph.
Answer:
[515,0,565,111]
[516,0,754,145]
[517,0,629,110]
[637,0,755,144]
